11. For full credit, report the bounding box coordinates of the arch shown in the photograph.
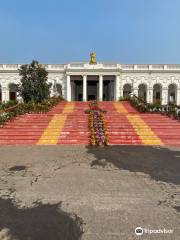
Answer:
[153,83,162,104]
[138,83,147,101]
[123,83,132,98]
[168,83,177,104]
[51,80,62,96]
[56,83,62,96]
[8,83,18,101]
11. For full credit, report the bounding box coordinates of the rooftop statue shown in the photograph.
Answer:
[90,52,97,64]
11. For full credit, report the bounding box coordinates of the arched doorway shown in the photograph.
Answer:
[52,80,62,97]
[153,84,162,104]
[123,84,132,98]
[168,84,177,104]
[56,83,62,96]
[138,84,147,101]
[9,83,18,101]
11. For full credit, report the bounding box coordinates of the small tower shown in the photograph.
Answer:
[90,52,97,64]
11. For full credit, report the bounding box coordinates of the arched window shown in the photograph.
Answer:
[168,84,177,104]
[9,83,18,101]
[123,84,132,98]
[138,84,147,101]
[56,83,62,96]
[153,84,162,104]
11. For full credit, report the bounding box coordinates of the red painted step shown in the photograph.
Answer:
[57,102,90,144]
[141,113,180,146]
[1,100,180,146]
[99,102,142,145]
[0,101,66,144]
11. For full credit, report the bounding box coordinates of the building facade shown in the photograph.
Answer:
[0,63,180,105]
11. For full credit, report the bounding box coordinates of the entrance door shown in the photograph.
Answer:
[87,80,98,100]
[103,76,115,101]
[88,95,96,101]
[73,80,83,101]
[10,92,16,101]
[78,94,83,101]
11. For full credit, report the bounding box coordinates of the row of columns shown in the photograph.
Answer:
[67,75,180,105]
[67,75,120,102]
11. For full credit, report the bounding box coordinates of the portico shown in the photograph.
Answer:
[67,74,119,101]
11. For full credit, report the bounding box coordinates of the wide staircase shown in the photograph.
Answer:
[100,101,180,146]
[0,101,180,146]
[99,102,142,145]
[0,101,89,145]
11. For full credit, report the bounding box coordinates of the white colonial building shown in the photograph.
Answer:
[1,62,180,105]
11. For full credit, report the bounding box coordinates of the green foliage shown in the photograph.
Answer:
[119,96,130,101]
[0,100,18,110]
[129,97,148,113]
[0,96,64,126]
[18,60,51,103]
[153,99,161,106]
[124,94,180,121]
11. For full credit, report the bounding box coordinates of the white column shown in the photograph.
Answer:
[176,88,180,105]
[133,88,138,97]
[1,87,9,102]
[99,75,103,101]
[83,75,87,101]
[97,82,99,100]
[119,79,123,99]
[67,75,71,101]
[115,75,120,101]
[147,88,153,103]
[119,87,123,99]
[162,88,168,105]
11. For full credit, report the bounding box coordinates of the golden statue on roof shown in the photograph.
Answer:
[90,52,97,64]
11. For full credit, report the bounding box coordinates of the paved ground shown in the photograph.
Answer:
[0,145,180,240]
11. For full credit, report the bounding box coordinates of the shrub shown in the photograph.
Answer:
[18,60,51,103]
[119,96,130,101]
[0,100,18,110]
[0,96,64,126]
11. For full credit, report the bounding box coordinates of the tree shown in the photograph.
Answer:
[18,60,51,103]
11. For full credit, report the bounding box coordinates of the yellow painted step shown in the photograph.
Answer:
[37,103,75,145]
[113,102,128,113]
[127,115,163,145]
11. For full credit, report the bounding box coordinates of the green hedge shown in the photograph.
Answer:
[0,96,64,126]
[0,100,18,110]
[119,96,130,101]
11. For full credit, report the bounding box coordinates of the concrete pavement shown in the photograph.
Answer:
[0,145,179,240]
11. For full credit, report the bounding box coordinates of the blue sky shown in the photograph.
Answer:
[0,0,179,64]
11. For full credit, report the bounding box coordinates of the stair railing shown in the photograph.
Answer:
[129,93,180,120]
[0,104,19,114]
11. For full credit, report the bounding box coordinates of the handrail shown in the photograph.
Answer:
[0,104,19,114]
[131,94,147,104]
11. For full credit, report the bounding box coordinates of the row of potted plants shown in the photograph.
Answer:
[0,96,64,126]
[127,95,180,120]
[85,101,109,146]
[128,96,148,112]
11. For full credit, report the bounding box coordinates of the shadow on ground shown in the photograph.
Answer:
[0,198,83,240]
[87,145,180,185]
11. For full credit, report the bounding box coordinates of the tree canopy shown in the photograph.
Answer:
[18,60,51,103]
